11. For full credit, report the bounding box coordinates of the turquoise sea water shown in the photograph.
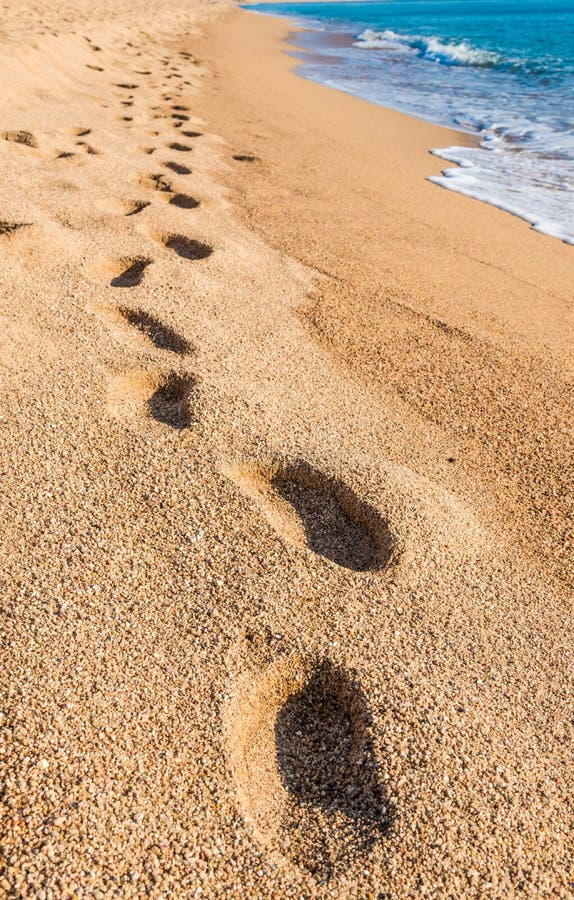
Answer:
[247,0,574,243]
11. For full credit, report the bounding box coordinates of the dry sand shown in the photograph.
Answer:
[0,1,573,896]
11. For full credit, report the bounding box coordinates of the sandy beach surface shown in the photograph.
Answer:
[1,0,573,896]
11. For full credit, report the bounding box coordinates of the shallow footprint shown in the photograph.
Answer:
[140,172,173,193]
[226,656,390,880]
[124,200,150,216]
[0,220,31,236]
[110,256,152,287]
[90,255,152,287]
[2,130,37,148]
[226,459,395,572]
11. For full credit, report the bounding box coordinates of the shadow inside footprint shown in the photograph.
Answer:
[162,234,212,260]
[110,257,152,287]
[147,373,195,429]
[272,464,394,572]
[163,160,192,175]
[168,193,200,210]
[274,661,389,879]
[124,200,150,216]
[0,221,30,236]
[168,142,193,152]
[142,173,173,192]
[2,130,37,147]
[119,306,191,354]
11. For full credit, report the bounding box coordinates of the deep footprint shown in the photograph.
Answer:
[147,372,195,428]
[229,460,395,571]
[118,306,191,354]
[276,661,389,878]
[226,657,390,881]
[160,233,212,260]
[107,370,195,429]
[168,193,200,210]
[163,160,192,175]
[168,142,193,152]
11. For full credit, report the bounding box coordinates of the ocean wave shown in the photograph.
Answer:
[354,28,501,68]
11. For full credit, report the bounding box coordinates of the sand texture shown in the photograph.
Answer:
[1,1,573,897]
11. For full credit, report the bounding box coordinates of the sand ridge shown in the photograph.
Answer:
[0,1,573,897]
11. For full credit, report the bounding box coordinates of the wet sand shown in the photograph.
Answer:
[1,1,573,896]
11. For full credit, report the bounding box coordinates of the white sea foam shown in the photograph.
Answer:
[354,28,500,68]
[250,4,574,246]
[300,29,574,246]
[430,142,574,244]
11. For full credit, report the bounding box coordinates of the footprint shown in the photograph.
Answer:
[0,220,30,236]
[86,64,104,72]
[171,104,189,112]
[91,256,152,288]
[115,82,139,90]
[98,198,149,217]
[163,161,192,176]
[157,232,212,260]
[76,141,99,155]
[71,127,91,137]
[141,172,172,192]
[147,372,196,428]
[233,154,258,163]
[167,142,193,153]
[168,193,199,210]
[124,200,150,216]
[181,131,202,139]
[225,656,389,880]
[225,460,395,572]
[117,306,191,354]
[2,130,37,148]
[107,369,196,430]
[171,113,189,122]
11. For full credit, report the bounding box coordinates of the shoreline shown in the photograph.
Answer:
[1,0,573,895]
[241,2,574,246]
[196,7,573,362]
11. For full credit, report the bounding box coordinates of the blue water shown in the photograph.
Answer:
[247,0,574,244]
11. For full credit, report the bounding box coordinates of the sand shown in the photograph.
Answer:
[0,1,572,896]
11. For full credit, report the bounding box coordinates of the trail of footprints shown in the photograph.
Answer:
[1,37,396,884]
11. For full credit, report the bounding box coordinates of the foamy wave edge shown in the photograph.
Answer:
[354,28,500,68]
[429,148,574,245]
